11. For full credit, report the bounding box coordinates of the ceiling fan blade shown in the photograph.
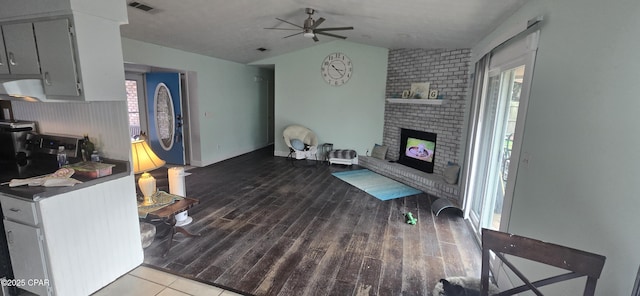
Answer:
[310,17,325,29]
[315,31,347,39]
[283,31,303,39]
[275,18,303,29]
[314,26,354,32]
[313,35,319,42]
[264,27,300,30]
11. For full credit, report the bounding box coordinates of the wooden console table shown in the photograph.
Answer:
[144,197,201,257]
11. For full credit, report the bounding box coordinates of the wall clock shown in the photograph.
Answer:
[321,52,352,86]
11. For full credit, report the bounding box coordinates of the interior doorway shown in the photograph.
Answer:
[125,64,192,165]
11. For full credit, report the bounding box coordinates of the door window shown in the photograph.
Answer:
[125,73,147,139]
[154,83,175,150]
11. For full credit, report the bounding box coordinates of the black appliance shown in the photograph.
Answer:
[0,124,85,295]
[0,120,36,161]
[0,120,36,294]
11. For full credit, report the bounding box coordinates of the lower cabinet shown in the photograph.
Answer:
[0,175,143,296]
[3,220,50,296]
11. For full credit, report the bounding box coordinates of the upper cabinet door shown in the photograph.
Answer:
[34,19,80,97]
[2,23,40,75]
[0,29,9,74]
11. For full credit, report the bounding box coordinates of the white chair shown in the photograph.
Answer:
[282,125,318,161]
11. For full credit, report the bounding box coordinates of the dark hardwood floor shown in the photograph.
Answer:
[143,146,481,296]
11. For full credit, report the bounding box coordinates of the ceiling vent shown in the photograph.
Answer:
[128,2,159,14]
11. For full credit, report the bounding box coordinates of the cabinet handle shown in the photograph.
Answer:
[9,208,20,213]
[7,231,12,244]
[8,52,16,66]
[44,72,52,86]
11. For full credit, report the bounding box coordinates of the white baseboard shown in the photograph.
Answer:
[273,150,289,157]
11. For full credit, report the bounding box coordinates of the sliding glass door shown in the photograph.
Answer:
[465,32,538,234]
[469,65,524,231]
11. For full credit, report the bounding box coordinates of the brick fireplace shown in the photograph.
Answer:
[384,48,471,175]
[360,48,471,202]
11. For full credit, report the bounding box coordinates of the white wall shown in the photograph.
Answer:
[473,0,640,294]
[253,40,388,157]
[121,38,273,166]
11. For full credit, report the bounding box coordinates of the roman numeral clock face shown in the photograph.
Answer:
[321,52,352,86]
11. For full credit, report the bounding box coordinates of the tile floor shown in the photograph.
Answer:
[91,265,244,296]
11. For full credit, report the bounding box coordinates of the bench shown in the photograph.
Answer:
[328,149,357,165]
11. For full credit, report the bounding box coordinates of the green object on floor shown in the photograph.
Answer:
[405,212,417,225]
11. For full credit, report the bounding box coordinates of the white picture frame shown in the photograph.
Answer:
[410,82,430,99]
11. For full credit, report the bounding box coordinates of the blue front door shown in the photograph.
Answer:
[145,72,185,165]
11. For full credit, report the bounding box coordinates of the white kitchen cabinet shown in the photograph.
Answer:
[3,220,51,296]
[0,12,126,101]
[33,18,81,97]
[0,29,8,75]
[0,175,143,296]
[32,13,126,101]
[1,22,40,75]
[67,12,126,101]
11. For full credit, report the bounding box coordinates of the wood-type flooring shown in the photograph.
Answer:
[143,146,481,296]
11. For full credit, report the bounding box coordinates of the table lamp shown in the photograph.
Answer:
[131,139,166,206]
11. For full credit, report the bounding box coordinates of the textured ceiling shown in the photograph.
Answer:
[119,0,527,64]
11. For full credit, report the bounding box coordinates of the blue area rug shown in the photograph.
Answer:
[332,169,422,201]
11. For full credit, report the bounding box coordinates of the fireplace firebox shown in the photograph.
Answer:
[397,128,437,174]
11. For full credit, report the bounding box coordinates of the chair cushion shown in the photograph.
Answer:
[290,138,305,151]
[329,149,357,159]
[371,144,388,160]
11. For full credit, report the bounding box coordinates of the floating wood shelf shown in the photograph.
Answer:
[386,98,447,105]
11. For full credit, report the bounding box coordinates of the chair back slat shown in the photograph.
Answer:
[481,228,606,296]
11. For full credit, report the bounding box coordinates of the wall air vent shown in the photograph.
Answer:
[128,1,158,13]
[256,48,268,52]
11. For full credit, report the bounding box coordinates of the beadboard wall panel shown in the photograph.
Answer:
[39,175,142,296]
[12,101,131,160]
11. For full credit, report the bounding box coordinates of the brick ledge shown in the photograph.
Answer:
[358,156,460,203]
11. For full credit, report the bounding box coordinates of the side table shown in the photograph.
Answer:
[145,197,201,257]
[320,143,334,163]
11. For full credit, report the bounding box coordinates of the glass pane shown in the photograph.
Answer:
[126,80,140,126]
[489,65,524,229]
[470,65,525,231]
[126,80,141,138]
[155,84,175,150]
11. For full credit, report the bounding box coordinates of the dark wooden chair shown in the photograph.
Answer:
[481,228,606,296]
[632,265,640,296]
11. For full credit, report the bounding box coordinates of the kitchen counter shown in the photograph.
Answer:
[0,159,130,200]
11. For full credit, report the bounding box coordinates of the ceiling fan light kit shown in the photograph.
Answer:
[265,8,353,42]
[303,29,315,38]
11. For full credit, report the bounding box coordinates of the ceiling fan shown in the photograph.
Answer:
[265,8,354,42]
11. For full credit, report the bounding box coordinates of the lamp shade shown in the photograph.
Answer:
[131,140,165,174]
